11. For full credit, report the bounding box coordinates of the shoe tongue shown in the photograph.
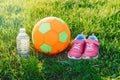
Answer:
[86,39,99,46]
[73,40,84,43]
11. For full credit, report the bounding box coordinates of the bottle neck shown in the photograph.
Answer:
[20,28,26,33]
[20,31,25,33]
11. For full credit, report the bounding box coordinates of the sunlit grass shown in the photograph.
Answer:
[0,0,120,80]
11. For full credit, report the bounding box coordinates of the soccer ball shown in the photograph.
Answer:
[32,17,71,55]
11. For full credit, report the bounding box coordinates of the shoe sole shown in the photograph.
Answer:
[82,54,99,59]
[68,54,99,60]
[68,55,82,60]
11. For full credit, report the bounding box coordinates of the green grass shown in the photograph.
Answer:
[0,0,120,80]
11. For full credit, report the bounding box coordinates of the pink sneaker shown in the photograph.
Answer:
[82,34,100,59]
[68,33,86,59]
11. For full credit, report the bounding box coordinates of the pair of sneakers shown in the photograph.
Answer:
[68,32,100,59]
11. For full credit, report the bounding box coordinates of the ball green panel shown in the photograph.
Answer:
[40,43,52,53]
[39,23,51,34]
[59,31,68,43]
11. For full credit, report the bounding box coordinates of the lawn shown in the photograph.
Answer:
[0,0,120,80]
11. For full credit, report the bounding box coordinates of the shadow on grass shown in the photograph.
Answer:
[37,51,102,80]
[37,36,120,80]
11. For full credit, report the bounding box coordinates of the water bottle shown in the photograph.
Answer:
[16,28,30,58]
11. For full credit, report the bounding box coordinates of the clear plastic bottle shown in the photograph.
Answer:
[16,28,30,58]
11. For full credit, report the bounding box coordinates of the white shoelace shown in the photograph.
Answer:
[86,43,93,51]
[73,43,81,50]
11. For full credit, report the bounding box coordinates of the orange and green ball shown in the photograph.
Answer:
[32,17,71,55]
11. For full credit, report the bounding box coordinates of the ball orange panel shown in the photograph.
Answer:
[44,31,58,46]
[33,31,44,50]
[52,42,65,53]
[50,19,64,33]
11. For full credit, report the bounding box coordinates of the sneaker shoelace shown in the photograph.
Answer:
[86,43,93,51]
[73,43,81,50]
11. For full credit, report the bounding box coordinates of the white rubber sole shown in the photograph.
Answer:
[82,55,98,59]
[68,53,99,60]
[68,55,82,60]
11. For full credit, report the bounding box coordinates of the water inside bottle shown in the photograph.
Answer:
[16,28,30,58]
